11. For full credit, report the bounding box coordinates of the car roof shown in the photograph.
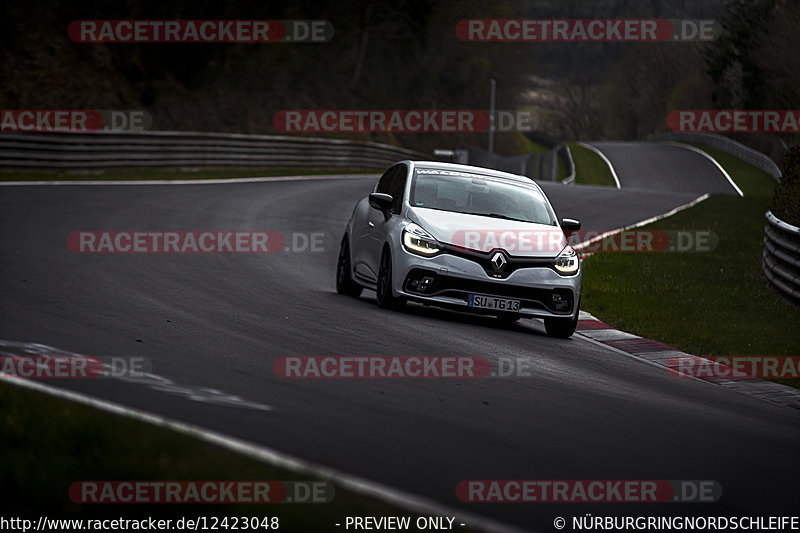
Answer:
[404,160,542,191]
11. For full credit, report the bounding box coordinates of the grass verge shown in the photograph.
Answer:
[0,381,467,529]
[580,142,800,388]
[567,142,616,187]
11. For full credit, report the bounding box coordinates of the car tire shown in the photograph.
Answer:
[376,248,404,310]
[544,300,579,338]
[336,235,362,298]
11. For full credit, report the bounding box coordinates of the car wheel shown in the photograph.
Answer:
[544,300,579,338]
[376,249,404,309]
[336,235,362,297]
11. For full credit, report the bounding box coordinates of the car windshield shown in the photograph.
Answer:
[411,168,556,225]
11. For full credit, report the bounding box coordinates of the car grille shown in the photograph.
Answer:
[440,243,554,279]
[403,268,573,314]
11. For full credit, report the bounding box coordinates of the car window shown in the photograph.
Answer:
[388,165,407,214]
[411,169,555,225]
[375,166,397,195]
[375,164,407,214]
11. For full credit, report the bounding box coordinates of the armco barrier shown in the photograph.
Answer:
[522,130,575,183]
[0,130,425,170]
[560,143,576,184]
[656,131,782,181]
[763,210,800,305]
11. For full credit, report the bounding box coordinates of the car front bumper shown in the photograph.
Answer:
[393,247,581,319]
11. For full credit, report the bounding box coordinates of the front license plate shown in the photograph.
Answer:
[468,294,520,312]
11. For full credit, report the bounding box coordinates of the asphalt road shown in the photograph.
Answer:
[587,141,740,195]
[538,180,700,231]
[0,157,797,531]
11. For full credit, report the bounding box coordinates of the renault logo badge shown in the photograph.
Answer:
[490,251,507,272]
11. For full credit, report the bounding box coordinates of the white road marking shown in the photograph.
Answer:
[576,142,621,188]
[573,193,710,252]
[662,141,744,197]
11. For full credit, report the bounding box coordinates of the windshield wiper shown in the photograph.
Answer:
[473,212,530,223]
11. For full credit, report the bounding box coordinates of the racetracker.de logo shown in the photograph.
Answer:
[68,20,334,43]
[0,355,103,378]
[275,110,487,133]
[273,110,540,133]
[0,355,148,379]
[450,229,717,254]
[455,19,716,42]
[666,356,800,380]
[67,231,287,253]
[274,356,492,379]
[667,110,800,133]
[69,481,333,504]
[0,110,151,132]
[456,480,721,503]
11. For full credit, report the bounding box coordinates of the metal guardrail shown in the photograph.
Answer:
[522,131,575,183]
[560,143,576,184]
[0,130,426,169]
[656,131,782,181]
[763,210,800,305]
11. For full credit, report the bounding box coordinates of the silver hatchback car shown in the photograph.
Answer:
[336,161,582,337]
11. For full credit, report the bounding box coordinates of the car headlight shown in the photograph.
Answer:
[553,245,579,275]
[402,223,441,256]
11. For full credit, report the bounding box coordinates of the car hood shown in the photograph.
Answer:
[407,207,567,257]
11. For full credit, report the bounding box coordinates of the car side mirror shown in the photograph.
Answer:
[561,218,581,239]
[369,193,393,220]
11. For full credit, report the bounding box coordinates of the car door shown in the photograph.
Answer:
[352,164,407,283]
[359,164,408,282]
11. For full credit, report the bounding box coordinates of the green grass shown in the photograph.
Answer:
[567,142,616,186]
[0,167,382,181]
[554,150,568,181]
[681,142,779,197]
[0,382,461,528]
[580,143,800,387]
[521,138,615,185]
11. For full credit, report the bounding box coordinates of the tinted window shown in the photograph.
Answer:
[388,165,407,214]
[375,164,407,214]
[375,166,397,194]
